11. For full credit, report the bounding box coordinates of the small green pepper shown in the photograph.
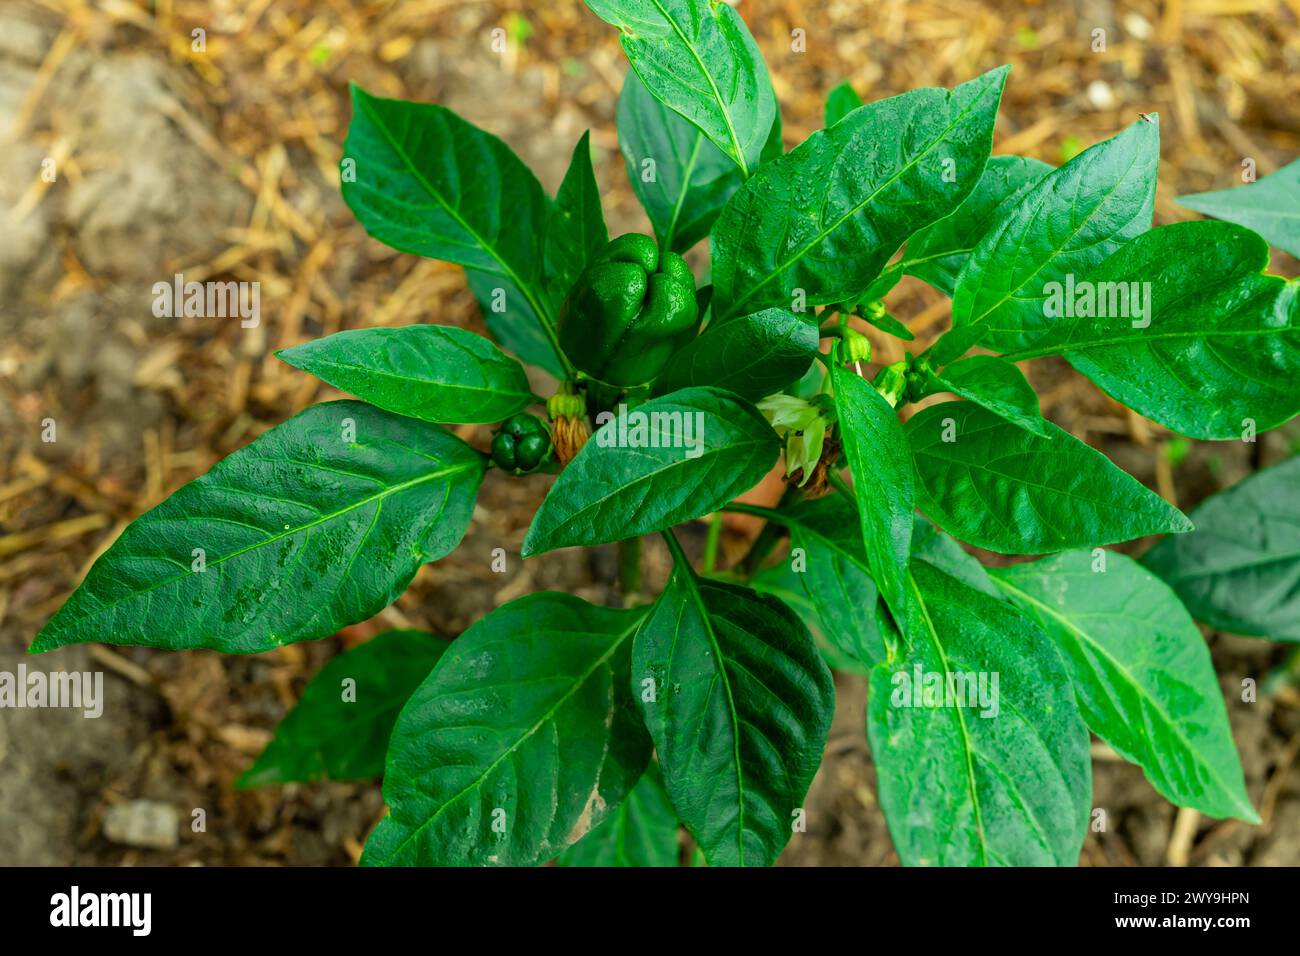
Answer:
[557,233,700,386]
[491,413,552,474]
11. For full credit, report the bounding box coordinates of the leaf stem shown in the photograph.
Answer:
[828,469,854,501]
[703,512,724,574]
[618,536,642,603]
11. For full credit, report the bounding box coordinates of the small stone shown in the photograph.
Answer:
[102,800,179,850]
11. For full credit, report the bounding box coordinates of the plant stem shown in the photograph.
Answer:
[828,469,854,501]
[702,512,724,574]
[618,536,642,603]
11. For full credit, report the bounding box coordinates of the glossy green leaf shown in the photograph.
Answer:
[911,520,999,598]
[31,402,485,655]
[545,131,609,302]
[832,357,914,624]
[652,307,818,400]
[1144,456,1300,641]
[558,764,679,867]
[238,630,449,787]
[634,547,834,866]
[1177,158,1300,258]
[736,496,890,665]
[467,271,565,377]
[522,387,779,555]
[1018,221,1300,440]
[953,117,1158,353]
[617,69,742,253]
[277,325,535,424]
[903,155,1053,296]
[905,401,1191,554]
[931,354,1050,437]
[750,555,875,676]
[343,86,563,368]
[868,561,1092,865]
[992,551,1258,821]
[925,324,987,367]
[363,593,650,866]
[710,67,1008,323]
[823,81,862,127]
[586,0,776,177]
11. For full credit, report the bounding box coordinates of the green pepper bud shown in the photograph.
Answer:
[491,413,552,475]
[557,233,700,386]
[842,327,872,365]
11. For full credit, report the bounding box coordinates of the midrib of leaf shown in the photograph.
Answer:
[989,572,1256,818]
[1004,324,1298,363]
[354,94,575,376]
[644,0,749,178]
[41,459,479,636]
[283,355,532,402]
[662,529,747,865]
[664,132,706,249]
[385,616,641,862]
[721,82,997,321]
[905,571,987,863]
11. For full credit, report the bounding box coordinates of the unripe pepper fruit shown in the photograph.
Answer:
[557,233,700,387]
[491,413,553,475]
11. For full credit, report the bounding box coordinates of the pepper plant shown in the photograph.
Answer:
[32,1,1300,867]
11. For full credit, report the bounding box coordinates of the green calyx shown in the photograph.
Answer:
[557,233,700,387]
[491,413,553,475]
[547,381,587,421]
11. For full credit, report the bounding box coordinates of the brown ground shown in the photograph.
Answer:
[1,0,1298,866]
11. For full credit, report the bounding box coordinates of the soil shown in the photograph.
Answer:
[1,0,1298,867]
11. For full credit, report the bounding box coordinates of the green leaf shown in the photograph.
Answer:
[737,497,891,665]
[953,117,1159,353]
[831,358,914,625]
[1144,456,1300,641]
[905,401,1191,554]
[522,387,779,555]
[930,354,1050,437]
[991,551,1258,821]
[238,630,449,787]
[363,593,650,866]
[1016,221,1300,440]
[277,325,536,425]
[709,66,1008,323]
[467,271,565,377]
[586,0,776,177]
[823,81,862,127]
[342,86,563,367]
[634,542,834,866]
[868,562,1092,865]
[31,402,485,655]
[558,764,679,867]
[544,131,609,302]
[925,324,987,367]
[617,68,742,253]
[1177,158,1300,258]
[911,520,999,598]
[749,555,875,675]
[652,307,818,401]
[903,155,1054,297]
